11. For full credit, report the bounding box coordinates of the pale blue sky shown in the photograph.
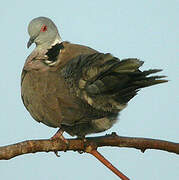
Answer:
[0,0,178,179]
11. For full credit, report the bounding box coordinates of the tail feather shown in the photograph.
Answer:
[84,54,167,109]
[142,69,163,75]
[113,58,144,72]
[63,52,167,112]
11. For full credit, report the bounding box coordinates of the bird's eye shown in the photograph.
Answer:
[40,24,47,32]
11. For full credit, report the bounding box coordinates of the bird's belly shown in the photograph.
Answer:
[21,71,85,128]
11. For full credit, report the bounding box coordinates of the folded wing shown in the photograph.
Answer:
[60,53,167,113]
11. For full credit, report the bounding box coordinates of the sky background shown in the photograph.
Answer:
[0,0,178,179]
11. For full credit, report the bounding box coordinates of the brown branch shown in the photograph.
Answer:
[0,133,179,160]
[88,149,130,180]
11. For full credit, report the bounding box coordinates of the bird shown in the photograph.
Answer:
[21,16,167,140]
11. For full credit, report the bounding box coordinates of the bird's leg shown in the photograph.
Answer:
[51,129,69,156]
[50,128,68,144]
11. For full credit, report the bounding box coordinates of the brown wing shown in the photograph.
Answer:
[60,52,167,113]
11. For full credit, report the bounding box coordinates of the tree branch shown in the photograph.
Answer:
[0,133,178,160]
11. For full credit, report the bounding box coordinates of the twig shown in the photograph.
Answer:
[88,148,130,180]
[0,133,179,160]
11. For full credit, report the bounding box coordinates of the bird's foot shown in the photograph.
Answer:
[77,135,87,154]
[51,129,69,156]
[50,129,68,144]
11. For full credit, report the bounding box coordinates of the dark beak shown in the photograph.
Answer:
[27,37,34,48]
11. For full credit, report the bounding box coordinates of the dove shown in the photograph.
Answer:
[21,17,167,139]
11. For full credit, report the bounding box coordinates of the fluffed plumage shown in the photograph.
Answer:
[21,17,167,137]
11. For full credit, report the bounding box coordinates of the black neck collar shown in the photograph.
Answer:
[45,42,64,62]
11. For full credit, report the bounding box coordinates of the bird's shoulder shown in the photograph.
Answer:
[55,41,98,69]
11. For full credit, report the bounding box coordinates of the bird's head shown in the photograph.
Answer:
[27,17,62,49]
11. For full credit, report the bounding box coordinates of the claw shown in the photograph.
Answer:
[54,151,60,157]
[77,150,84,154]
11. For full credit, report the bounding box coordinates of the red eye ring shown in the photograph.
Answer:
[40,24,47,32]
